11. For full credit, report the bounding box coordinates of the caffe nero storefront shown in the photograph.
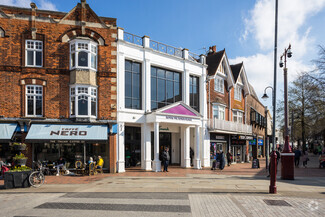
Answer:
[25,123,116,171]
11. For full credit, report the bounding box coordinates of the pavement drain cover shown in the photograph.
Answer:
[263,199,292,206]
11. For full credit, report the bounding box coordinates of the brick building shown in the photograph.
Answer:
[247,84,267,159]
[0,0,117,173]
[206,46,253,164]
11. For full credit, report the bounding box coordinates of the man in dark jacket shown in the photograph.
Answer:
[218,150,225,170]
[294,148,301,167]
[162,147,170,172]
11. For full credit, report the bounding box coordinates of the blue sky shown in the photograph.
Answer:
[1,0,325,110]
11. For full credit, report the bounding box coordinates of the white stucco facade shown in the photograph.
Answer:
[116,28,209,172]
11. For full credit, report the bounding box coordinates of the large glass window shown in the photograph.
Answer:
[70,40,97,71]
[151,67,182,110]
[70,86,97,118]
[234,85,242,101]
[125,60,142,110]
[212,104,225,120]
[214,76,224,93]
[190,75,199,112]
[26,40,42,67]
[26,85,43,116]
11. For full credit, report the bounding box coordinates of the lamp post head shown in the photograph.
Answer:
[279,58,284,68]
[287,47,292,58]
[262,93,269,100]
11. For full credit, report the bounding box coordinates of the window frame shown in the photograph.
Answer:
[234,85,242,101]
[25,40,43,67]
[233,110,244,123]
[69,85,97,118]
[189,75,200,112]
[212,104,226,120]
[214,75,224,94]
[25,85,43,117]
[125,60,142,110]
[69,39,98,71]
[150,66,182,111]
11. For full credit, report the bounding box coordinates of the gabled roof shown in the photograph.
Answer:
[206,49,225,76]
[155,101,202,118]
[230,62,243,83]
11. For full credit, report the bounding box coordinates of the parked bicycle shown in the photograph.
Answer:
[29,161,45,188]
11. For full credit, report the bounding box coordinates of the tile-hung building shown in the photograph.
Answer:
[0,0,118,172]
[206,47,252,164]
[247,85,267,160]
[116,28,209,172]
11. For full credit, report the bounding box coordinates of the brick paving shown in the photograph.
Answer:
[0,160,324,187]
[1,155,324,187]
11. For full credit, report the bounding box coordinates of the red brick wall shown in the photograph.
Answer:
[0,4,117,120]
[208,79,230,120]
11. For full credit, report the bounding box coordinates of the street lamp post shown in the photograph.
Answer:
[279,44,295,180]
[262,86,273,170]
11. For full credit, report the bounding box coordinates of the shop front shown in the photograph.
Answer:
[210,133,228,165]
[117,102,210,173]
[258,137,264,157]
[231,135,252,163]
[25,124,112,171]
[0,123,18,161]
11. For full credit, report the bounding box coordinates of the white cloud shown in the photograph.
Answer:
[0,0,57,10]
[234,0,325,108]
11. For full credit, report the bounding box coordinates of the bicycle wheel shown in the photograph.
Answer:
[29,171,45,188]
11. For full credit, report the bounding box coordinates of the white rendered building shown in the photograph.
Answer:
[116,28,209,172]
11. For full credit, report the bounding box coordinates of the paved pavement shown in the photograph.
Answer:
[0,155,324,216]
[0,192,324,217]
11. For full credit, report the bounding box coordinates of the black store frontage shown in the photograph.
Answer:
[210,133,229,165]
[25,124,111,170]
[231,135,253,163]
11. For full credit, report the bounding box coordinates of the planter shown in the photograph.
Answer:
[4,171,32,189]
[15,158,27,166]
[13,145,26,151]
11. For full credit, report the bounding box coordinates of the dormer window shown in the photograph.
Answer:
[70,39,97,71]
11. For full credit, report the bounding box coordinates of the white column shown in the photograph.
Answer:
[152,122,161,172]
[182,126,191,168]
[194,125,201,169]
[117,122,125,172]
[183,69,190,105]
[144,58,151,112]
[201,122,210,167]
[117,27,124,40]
[141,123,152,170]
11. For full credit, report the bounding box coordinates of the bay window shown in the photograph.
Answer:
[70,85,97,118]
[70,39,97,71]
[26,85,43,116]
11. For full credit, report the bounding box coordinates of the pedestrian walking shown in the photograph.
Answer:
[302,150,309,168]
[218,150,225,170]
[190,147,194,166]
[162,147,170,172]
[226,151,232,166]
[294,148,301,167]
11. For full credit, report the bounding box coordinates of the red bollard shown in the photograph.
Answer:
[269,151,277,194]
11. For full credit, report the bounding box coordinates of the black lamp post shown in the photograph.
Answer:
[261,86,273,170]
[279,44,295,180]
